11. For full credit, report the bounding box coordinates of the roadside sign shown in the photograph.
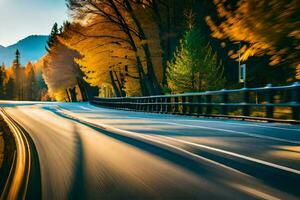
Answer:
[239,64,246,83]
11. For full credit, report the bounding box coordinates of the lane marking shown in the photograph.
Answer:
[150,121,300,145]
[86,103,300,132]
[0,109,31,199]
[160,136,300,175]
[135,134,246,175]
[56,109,247,175]
[231,184,281,200]
[77,105,300,144]
[79,106,94,111]
[58,108,300,176]
[71,105,300,145]
[172,119,300,132]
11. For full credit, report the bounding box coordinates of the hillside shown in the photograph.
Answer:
[0,35,48,66]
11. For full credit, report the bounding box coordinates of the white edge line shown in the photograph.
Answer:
[86,103,300,132]
[162,136,300,175]
[58,108,300,176]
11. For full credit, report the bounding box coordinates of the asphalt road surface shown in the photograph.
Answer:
[0,101,299,200]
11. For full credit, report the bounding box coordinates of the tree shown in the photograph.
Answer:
[60,21,138,97]
[11,49,25,100]
[34,55,50,100]
[206,0,300,74]
[46,23,59,52]
[66,0,164,95]
[138,0,199,86]
[41,23,90,102]
[42,44,82,101]
[25,62,38,100]
[167,11,225,93]
[5,77,15,100]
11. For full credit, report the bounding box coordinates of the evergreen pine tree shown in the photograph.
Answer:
[167,10,225,93]
[46,23,59,52]
[25,62,38,100]
[11,49,23,100]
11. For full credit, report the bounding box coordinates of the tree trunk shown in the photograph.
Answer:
[123,0,162,95]
[69,87,77,102]
[108,0,155,96]
[113,70,126,97]
[77,78,88,101]
[109,70,121,97]
[151,0,168,87]
[65,89,71,102]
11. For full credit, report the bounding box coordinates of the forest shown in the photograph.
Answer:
[0,0,299,101]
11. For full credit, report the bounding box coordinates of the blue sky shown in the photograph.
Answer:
[0,0,68,46]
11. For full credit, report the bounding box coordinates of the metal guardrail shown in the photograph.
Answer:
[92,82,300,123]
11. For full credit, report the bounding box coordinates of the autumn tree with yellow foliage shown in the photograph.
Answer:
[24,62,38,100]
[206,0,300,79]
[0,50,46,101]
[65,0,164,96]
[42,23,89,101]
[39,0,299,100]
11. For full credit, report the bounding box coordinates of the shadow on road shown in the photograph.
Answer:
[44,106,300,199]
[69,124,86,199]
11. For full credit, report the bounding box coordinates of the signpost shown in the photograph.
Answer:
[238,41,246,88]
[239,64,246,87]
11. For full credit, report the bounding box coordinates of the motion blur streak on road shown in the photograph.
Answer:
[0,101,299,199]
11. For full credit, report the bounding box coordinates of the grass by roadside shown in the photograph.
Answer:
[0,114,16,194]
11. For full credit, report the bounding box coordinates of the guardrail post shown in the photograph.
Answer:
[109,99,112,108]
[126,98,129,110]
[174,97,179,114]
[137,99,142,111]
[242,88,250,116]
[130,98,133,110]
[149,97,154,112]
[182,96,187,114]
[206,95,212,115]
[134,98,138,110]
[160,97,165,113]
[166,97,172,113]
[142,98,146,112]
[188,96,194,115]
[291,82,300,120]
[153,97,157,112]
[117,98,120,109]
[152,97,156,112]
[141,99,145,111]
[127,98,130,110]
[158,97,161,113]
[139,99,141,111]
[118,98,121,109]
[123,98,125,109]
[197,95,202,115]
[148,98,151,112]
[122,98,125,110]
[146,98,150,112]
[221,90,228,115]
[265,84,274,118]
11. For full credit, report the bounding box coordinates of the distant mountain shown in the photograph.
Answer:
[0,35,49,66]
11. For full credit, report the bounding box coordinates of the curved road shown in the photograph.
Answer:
[0,101,299,199]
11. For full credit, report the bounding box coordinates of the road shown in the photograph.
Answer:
[0,101,299,200]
